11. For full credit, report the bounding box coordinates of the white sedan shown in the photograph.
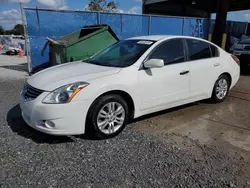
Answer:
[20,35,240,139]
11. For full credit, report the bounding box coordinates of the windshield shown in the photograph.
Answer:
[87,40,155,68]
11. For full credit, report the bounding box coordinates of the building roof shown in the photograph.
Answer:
[143,0,250,13]
[144,0,167,5]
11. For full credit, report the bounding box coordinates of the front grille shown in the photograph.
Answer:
[23,84,44,100]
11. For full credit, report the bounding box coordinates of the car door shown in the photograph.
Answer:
[138,38,190,112]
[185,39,222,99]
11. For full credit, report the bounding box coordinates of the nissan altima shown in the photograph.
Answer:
[20,35,240,139]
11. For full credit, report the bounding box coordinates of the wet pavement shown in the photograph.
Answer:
[135,76,250,182]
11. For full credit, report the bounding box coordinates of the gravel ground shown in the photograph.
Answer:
[0,62,249,187]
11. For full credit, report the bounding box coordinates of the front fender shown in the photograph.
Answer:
[72,81,141,115]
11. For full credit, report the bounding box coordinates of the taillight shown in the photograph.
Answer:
[231,55,240,66]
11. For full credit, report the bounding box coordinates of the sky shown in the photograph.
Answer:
[0,0,250,30]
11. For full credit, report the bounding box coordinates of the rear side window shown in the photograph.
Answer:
[210,44,219,57]
[186,39,211,61]
[149,39,185,65]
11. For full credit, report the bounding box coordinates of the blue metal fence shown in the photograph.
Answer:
[24,8,210,68]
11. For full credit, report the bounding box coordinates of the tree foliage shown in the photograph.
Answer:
[85,0,118,12]
[0,24,24,35]
[13,24,24,35]
[0,26,4,35]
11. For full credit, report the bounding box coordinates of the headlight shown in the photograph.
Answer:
[42,82,89,104]
[236,44,244,49]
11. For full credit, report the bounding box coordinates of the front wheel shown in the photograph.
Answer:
[211,75,230,103]
[86,94,129,139]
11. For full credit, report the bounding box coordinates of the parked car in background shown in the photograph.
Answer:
[0,35,25,55]
[20,35,240,139]
[232,34,250,73]
[4,45,19,55]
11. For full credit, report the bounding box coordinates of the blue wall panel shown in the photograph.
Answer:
[100,13,122,39]
[122,15,149,39]
[24,9,210,69]
[25,10,97,67]
[150,16,183,35]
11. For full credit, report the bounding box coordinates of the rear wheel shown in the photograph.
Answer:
[86,94,129,139]
[211,75,230,103]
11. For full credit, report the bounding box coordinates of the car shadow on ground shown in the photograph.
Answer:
[0,63,28,73]
[7,104,75,144]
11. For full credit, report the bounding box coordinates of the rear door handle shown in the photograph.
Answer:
[180,70,189,75]
[214,63,220,67]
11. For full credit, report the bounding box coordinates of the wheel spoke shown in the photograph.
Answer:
[115,117,124,125]
[111,102,115,112]
[98,120,109,130]
[218,80,223,87]
[107,103,112,112]
[216,87,220,93]
[99,110,107,118]
[108,122,115,134]
[115,106,124,115]
[108,102,115,112]
[219,92,224,98]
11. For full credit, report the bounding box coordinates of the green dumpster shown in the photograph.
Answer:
[45,24,119,66]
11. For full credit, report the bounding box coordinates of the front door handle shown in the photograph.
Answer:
[180,70,189,75]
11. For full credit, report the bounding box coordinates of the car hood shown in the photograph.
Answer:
[28,61,121,91]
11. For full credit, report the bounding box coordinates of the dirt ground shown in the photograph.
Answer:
[135,75,250,184]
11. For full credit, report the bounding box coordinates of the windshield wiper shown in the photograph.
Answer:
[87,59,120,67]
[87,60,108,66]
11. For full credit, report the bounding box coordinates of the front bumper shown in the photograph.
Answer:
[19,92,93,136]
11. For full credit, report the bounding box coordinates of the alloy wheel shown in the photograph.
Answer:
[216,78,228,100]
[97,102,125,135]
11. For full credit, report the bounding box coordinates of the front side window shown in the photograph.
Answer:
[186,39,211,61]
[148,39,185,65]
[88,40,155,68]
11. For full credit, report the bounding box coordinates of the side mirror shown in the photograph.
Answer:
[144,59,164,69]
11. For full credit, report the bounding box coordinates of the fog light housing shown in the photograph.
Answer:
[44,120,55,129]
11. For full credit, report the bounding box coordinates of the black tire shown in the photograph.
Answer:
[211,74,230,103]
[86,94,130,139]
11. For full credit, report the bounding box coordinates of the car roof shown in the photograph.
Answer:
[127,35,172,41]
[127,35,209,42]
[126,35,220,48]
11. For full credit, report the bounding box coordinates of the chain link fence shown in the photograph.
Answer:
[23,8,210,71]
